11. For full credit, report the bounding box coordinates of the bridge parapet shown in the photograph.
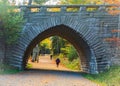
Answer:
[20,4,118,13]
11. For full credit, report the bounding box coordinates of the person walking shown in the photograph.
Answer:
[56,58,60,67]
[50,54,53,60]
[32,45,39,63]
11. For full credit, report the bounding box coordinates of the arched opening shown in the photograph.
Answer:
[27,36,81,71]
[23,24,92,72]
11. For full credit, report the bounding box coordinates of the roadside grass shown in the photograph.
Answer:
[0,63,21,74]
[61,58,81,71]
[82,65,120,86]
[26,63,32,69]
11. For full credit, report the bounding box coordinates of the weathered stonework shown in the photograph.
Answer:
[112,15,120,65]
[0,28,5,63]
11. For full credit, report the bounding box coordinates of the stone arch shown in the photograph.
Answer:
[10,17,109,74]
[23,24,91,72]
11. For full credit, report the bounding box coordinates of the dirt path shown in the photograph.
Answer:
[0,55,99,86]
[0,70,99,86]
[28,55,70,71]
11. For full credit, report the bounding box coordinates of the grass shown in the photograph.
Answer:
[61,58,81,70]
[26,63,32,69]
[0,63,21,74]
[82,65,120,86]
[54,54,81,71]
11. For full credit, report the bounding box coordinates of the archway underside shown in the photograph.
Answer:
[23,25,91,73]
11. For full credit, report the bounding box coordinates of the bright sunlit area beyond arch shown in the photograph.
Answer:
[27,36,81,72]
[8,0,60,5]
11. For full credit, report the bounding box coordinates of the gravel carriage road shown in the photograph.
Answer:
[0,55,99,86]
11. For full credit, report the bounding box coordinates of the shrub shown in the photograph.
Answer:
[67,45,78,61]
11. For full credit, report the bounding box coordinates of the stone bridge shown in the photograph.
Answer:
[0,5,120,74]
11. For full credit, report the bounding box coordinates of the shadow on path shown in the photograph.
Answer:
[25,68,83,77]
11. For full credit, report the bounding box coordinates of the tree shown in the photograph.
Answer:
[0,1,24,63]
[28,0,32,5]
[39,38,51,54]
[33,0,49,5]
[66,45,78,61]
[60,0,104,12]
[104,0,120,4]
[104,0,120,15]
[50,36,68,55]
[60,0,104,5]
[51,36,61,55]
[0,1,24,44]
[7,0,49,5]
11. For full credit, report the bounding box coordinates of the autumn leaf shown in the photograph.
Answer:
[104,0,120,15]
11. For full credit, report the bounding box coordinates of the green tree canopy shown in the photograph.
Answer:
[66,45,78,61]
[33,0,49,5]
[0,1,24,44]
[60,0,104,5]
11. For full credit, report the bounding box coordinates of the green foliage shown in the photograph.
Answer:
[66,45,78,61]
[26,63,32,69]
[82,65,120,86]
[51,36,77,57]
[39,42,50,54]
[65,58,81,70]
[51,36,65,55]
[60,0,84,5]
[51,36,79,61]
[0,63,20,74]
[0,1,24,44]
[33,0,49,5]
[50,36,80,69]
[60,0,104,4]
[40,36,80,70]
[57,53,80,70]
[60,0,104,12]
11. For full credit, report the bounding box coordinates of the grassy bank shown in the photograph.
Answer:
[54,54,81,71]
[0,63,20,74]
[82,65,120,86]
[60,58,81,71]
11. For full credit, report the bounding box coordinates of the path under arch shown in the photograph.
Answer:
[28,55,71,71]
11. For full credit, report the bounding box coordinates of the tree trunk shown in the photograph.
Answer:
[28,0,32,5]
